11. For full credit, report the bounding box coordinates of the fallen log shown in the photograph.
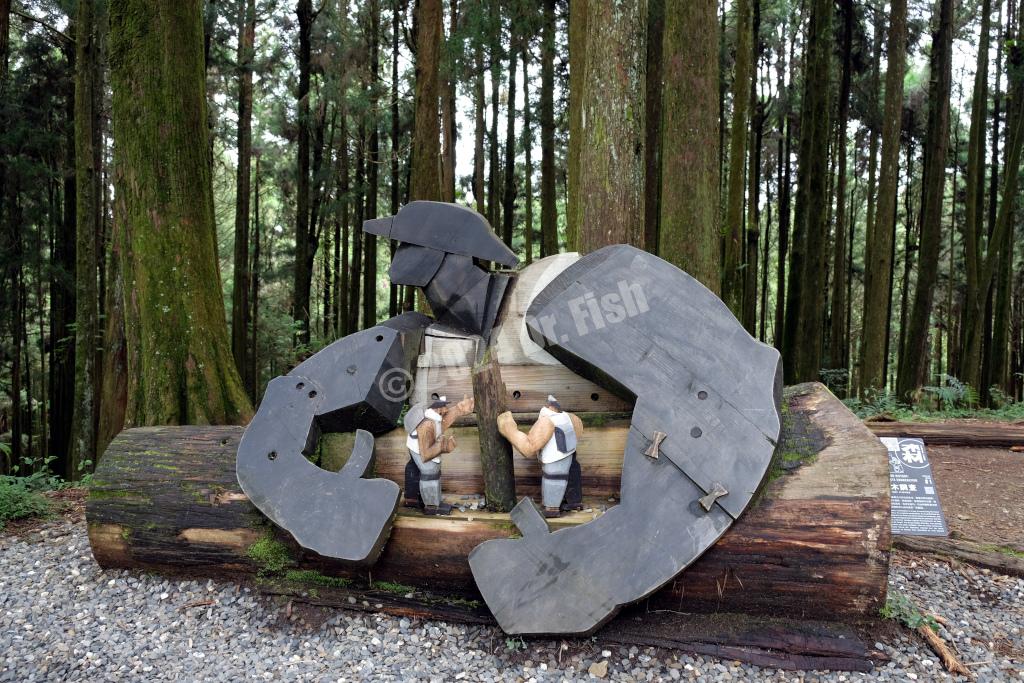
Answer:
[866,420,1024,448]
[88,382,889,634]
[892,536,1024,577]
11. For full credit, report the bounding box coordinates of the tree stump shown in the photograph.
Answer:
[471,351,516,512]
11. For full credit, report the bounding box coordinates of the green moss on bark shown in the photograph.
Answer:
[109,0,252,427]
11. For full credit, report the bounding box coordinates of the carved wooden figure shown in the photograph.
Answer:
[497,395,584,517]
[402,395,475,516]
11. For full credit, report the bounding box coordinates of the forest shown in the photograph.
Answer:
[0,0,1021,481]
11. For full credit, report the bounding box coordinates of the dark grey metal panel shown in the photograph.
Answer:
[422,255,507,339]
[366,201,518,267]
[236,316,430,564]
[236,376,399,563]
[389,244,446,287]
[469,245,781,635]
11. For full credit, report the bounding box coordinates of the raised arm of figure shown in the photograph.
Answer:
[496,411,555,459]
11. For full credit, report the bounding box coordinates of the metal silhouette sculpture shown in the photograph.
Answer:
[238,202,782,637]
[237,202,517,563]
[469,245,782,635]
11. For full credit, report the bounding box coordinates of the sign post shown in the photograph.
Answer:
[882,437,949,537]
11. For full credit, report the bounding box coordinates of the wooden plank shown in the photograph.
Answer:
[866,420,1024,447]
[490,253,581,367]
[411,364,633,415]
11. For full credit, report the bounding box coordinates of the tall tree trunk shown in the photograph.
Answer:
[857,0,907,396]
[487,16,501,231]
[852,3,885,393]
[544,0,562,255]
[643,0,664,254]
[722,0,753,316]
[7,194,24,469]
[389,1,400,318]
[249,157,261,391]
[97,189,127,457]
[339,112,351,336]
[773,30,791,351]
[293,0,314,346]
[410,0,442,201]
[501,37,517,248]
[522,47,534,264]
[51,64,78,475]
[71,0,103,475]
[232,0,256,395]
[965,18,1024,394]
[961,0,992,390]
[440,0,458,203]
[981,1,1005,402]
[896,0,952,401]
[576,0,647,253]
[826,0,853,386]
[896,142,916,387]
[364,0,381,329]
[658,0,719,293]
[0,0,10,75]
[108,0,253,425]
[782,0,833,384]
[349,125,365,331]
[742,0,762,335]
[473,43,486,214]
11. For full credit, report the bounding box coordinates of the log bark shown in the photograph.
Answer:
[88,382,889,626]
[472,353,516,511]
[866,421,1024,447]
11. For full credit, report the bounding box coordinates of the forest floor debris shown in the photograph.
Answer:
[1,518,1021,682]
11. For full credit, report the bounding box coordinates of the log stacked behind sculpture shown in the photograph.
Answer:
[87,382,890,622]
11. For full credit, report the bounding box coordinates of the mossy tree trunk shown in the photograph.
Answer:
[71,0,103,476]
[782,0,833,384]
[858,0,907,396]
[896,0,952,401]
[410,0,441,202]
[576,0,647,253]
[657,0,719,293]
[108,0,253,427]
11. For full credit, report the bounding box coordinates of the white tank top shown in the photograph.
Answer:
[407,409,444,462]
[539,407,576,464]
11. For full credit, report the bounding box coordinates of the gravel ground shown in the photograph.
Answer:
[1,520,1022,682]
